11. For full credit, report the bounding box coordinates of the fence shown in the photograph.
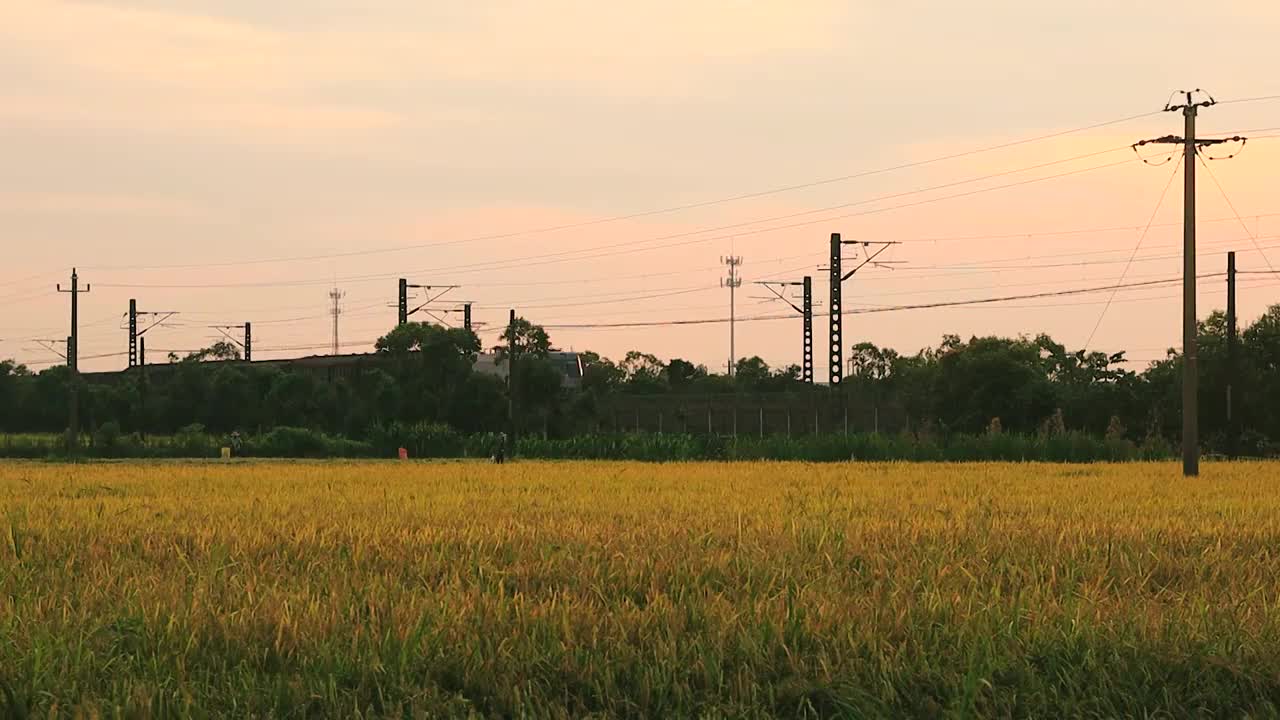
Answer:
[594,392,909,437]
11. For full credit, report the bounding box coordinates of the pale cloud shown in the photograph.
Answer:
[3,1,853,113]
[0,190,204,218]
[2,2,378,91]
[0,91,404,140]
[402,0,852,96]
[0,2,402,140]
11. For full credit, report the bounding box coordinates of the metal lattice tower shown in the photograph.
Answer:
[721,256,743,376]
[329,288,344,355]
[828,234,842,385]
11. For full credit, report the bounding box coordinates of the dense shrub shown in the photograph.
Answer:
[0,429,1209,462]
[241,427,375,459]
[367,422,464,458]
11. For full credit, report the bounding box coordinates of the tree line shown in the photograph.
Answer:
[1,304,1278,454]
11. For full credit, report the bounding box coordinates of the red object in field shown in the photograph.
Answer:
[398,447,408,460]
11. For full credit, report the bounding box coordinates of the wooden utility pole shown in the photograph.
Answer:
[1181,95,1200,476]
[1133,89,1245,476]
[56,269,89,372]
[507,309,517,442]
[56,269,89,450]
[1227,251,1238,458]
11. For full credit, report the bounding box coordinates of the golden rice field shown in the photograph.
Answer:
[3,460,1280,718]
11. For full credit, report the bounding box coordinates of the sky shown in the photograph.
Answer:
[2,0,1280,375]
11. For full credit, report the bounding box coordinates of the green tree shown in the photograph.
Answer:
[733,356,772,392]
[205,366,252,432]
[183,340,242,362]
[264,372,323,427]
[620,351,667,394]
[376,322,481,423]
[514,355,563,435]
[0,360,33,432]
[494,317,551,363]
[450,373,508,434]
[666,358,707,391]
[848,342,898,381]
[932,336,1056,434]
[580,351,625,395]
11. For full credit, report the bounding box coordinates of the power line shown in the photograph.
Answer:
[787,210,1280,246]
[1217,94,1280,106]
[540,274,1216,329]
[0,270,62,291]
[77,109,1163,273]
[85,147,1136,289]
[22,272,1272,369]
[406,156,1141,280]
[1085,153,1183,347]
[1197,152,1276,273]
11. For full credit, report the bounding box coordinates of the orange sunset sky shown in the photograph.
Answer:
[2,1,1279,375]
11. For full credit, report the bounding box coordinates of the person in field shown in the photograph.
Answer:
[492,432,507,464]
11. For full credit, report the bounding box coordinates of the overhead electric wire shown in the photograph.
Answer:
[79,109,1164,273]
[883,236,1280,274]
[540,274,1217,329]
[1085,152,1183,347]
[19,97,1278,368]
[871,210,1280,245]
[875,277,1280,313]
[700,230,1280,287]
[89,148,1140,290]
[1197,152,1276,273]
[0,270,61,291]
[471,286,715,311]
[1217,94,1280,106]
[375,155,1140,281]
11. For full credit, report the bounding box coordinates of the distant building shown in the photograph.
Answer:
[473,351,583,390]
[83,349,584,389]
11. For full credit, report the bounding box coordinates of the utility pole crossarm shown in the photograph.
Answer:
[404,284,461,319]
[210,324,248,350]
[828,237,902,386]
[753,277,814,384]
[753,281,805,315]
[56,268,88,448]
[840,241,901,282]
[137,312,178,337]
[56,268,89,373]
[33,339,68,361]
